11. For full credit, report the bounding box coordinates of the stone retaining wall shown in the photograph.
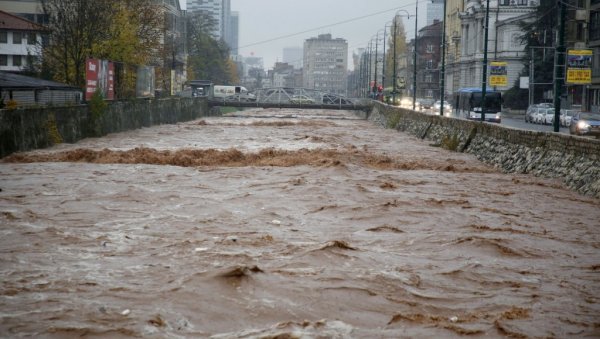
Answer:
[0,97,213,158]
[369,102,600,199]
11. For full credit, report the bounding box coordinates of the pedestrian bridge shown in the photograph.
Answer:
[208,87,369,111]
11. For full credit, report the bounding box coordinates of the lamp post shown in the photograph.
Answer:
[412,0,419,111]
[439,0,447,116]
[481,0,490,122]
[373,31,384,100]
[382,22,392,93]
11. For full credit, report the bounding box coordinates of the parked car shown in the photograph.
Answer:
[569,112,600,137]
[290,95,315,104]
[541,108,556,125]
[525,103,553,123]
[560,109,576,127]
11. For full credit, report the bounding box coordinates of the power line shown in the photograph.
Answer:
[237,3,415,50]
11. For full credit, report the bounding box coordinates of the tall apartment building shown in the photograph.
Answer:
[187,0,237,55]
[303,34,348,95]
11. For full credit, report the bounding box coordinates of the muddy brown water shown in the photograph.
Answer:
[1,108,599,338]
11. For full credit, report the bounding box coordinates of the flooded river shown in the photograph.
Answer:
[1,108,599,338]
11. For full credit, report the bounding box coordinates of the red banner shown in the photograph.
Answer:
[85,58,99,101]
[85,58,115,101]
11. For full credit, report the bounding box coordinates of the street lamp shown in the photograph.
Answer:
[413,0,419,111]
[392,10,411,105]
[373,30,384,100]
[382,21,393,93]
[439,0,447,116]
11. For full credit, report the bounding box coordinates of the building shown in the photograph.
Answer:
[303,34,348,95]
[283,47,303,69]
[416,20,442,99]
[155,0,187,95]
[0,9,46,73]
[187,0,236,54]
[458,0,538,93]
[444,0,464,97]
[227,11,239,55]
[589,0,600,112]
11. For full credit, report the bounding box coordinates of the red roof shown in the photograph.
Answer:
[0,10,46,31]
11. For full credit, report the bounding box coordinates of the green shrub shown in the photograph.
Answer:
[441,134,460,151]
[88,90,107,136]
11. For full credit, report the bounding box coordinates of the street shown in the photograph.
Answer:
[1,108,599,337]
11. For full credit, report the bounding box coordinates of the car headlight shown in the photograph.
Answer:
[577,121,590,130]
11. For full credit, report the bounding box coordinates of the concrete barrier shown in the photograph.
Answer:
[0,97,213,158]
[369,102,600,199]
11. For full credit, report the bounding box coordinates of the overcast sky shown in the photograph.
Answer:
[229,0,429,70]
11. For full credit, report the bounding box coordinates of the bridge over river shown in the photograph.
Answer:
[1,107,599,337]
[208,87,370,111]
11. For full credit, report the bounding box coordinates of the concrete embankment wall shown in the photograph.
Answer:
[368,102,600,199]
[0,97,213,158]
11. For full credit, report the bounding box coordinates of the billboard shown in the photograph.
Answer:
[566,49,592,84]
[85,58,114,101]
[489,61,508,87]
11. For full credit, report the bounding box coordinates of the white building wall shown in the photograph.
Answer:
[0,31,42,72]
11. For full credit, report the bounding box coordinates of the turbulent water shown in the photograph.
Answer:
[1,108,599,338]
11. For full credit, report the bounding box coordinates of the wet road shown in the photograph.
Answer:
[1,108,599,338]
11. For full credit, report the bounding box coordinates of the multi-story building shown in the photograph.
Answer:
[156,0,187,95]
[187,0,236,54]
[227,11,239,55]
[416,20,442,99]
[589,0,600,112]
[303,34,348,95]
[458,0,538,94]
[0,9,46,73]
[444,0,464,97]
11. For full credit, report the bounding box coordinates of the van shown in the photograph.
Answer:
[212,85,255,100]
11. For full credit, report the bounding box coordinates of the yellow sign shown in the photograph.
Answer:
[489,61,508,87]
[566,49,592,84]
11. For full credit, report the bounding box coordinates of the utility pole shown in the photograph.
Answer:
[393,18,398,104]
[480,0,491,122]
[553,0,566,133]
[440,0,447,116]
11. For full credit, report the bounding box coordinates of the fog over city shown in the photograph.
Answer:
[229,0,429,70]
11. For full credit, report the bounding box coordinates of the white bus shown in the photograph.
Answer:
[452,88,502,123]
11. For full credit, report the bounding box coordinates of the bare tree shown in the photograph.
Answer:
[41,0,114,87]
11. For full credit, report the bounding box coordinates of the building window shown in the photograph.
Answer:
[13,32,22,44]
[426,44,434,53]
[591,11,600,41]
[0,32,6,43]
[0,55,7,66]
[427,60,433,69]
[425,73,433,82]
[13,55,22,66]
[27,33,36,45]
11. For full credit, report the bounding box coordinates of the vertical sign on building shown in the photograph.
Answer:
[85,58,115,101]
[85,58,99,101]
[566,49,592,84]
[489,61,508,87]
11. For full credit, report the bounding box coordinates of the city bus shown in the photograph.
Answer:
[452,88,502,123]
